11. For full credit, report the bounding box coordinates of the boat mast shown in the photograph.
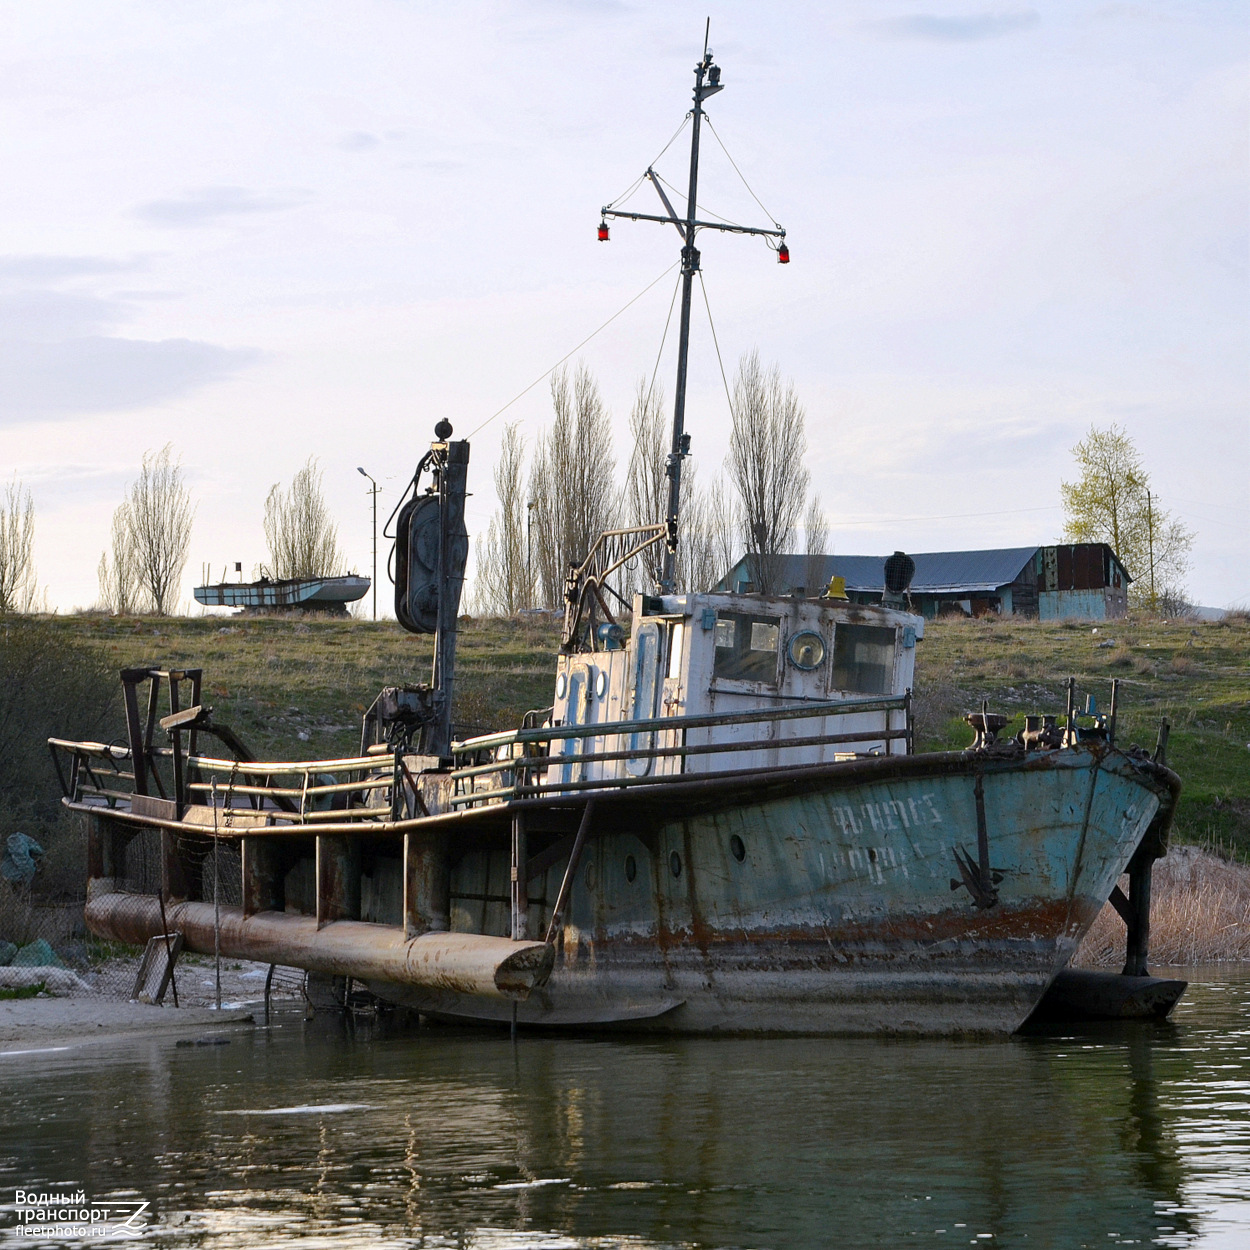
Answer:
[599,28,787,594]
[662,31,721,592]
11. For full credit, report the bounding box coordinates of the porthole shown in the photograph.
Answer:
[625,854,637,883]
[670,851,682,878]
[595,669,608,699]
[555,671,568,699]
[787,630,826,671]
[584,857,596,890]
[730,834,745,863]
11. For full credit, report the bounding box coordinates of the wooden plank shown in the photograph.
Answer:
[131,932,184,1005]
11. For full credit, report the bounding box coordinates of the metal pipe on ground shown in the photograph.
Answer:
[84,893,554,1001]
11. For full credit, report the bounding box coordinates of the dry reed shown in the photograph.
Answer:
[1075,846,1250,967]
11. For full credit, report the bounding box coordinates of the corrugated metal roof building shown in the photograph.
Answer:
[713,545,1130,620]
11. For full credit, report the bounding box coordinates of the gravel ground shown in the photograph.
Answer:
[0,955,304,1049]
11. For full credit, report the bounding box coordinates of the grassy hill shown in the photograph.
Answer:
[29,609,1250,858]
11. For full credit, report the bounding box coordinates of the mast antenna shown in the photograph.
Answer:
[598,35,788,592]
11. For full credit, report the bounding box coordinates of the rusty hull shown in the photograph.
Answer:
[79,743,1178,1034]
[412,743,1178,1033]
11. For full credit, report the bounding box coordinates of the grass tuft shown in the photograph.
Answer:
[1076,847,1250,966]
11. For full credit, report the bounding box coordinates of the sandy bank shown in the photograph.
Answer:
[0,998,255,1048]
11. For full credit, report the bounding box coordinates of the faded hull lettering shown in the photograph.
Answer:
[384,748,1168,1034]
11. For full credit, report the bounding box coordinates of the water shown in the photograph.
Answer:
[2,971,1249,1248]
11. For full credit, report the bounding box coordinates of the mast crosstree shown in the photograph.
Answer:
[599,33,788,592]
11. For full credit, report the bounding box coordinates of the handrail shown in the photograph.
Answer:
[472,726,911,777]
[186,775,392,799]
[48,738,132,760]
[453,694,908,754]
[189,752,384,774]
[52,691,912,822]
[449,692,912,809]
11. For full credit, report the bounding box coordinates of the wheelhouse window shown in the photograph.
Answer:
[713,612,781,685]
[831,625,896,695]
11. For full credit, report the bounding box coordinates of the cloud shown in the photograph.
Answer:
[0,288,122,341]
[0,336,261,422]
[337,131,380,152]
[872,10,1040,41]
[0,256,263,422]
[0,255,145,280]
[134,186,308,227]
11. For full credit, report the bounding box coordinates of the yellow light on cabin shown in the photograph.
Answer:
[824,575,848,601]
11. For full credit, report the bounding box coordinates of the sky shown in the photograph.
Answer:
[1,0,1246,614]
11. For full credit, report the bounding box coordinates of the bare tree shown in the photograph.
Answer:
[677,472,721,593]
[621,380,728,595]
[100,446,195,615]
[529,364,618,609]
[264,457,342,581]
[626,380,667,524]
[0,477,37,613]
[97,502,140,615]
[472,423,533,616]
[726,351,810,594]
[623,378,668,590]
[703,476,738,590]
[803,493,829,596]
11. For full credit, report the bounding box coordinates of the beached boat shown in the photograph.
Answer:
[193,574,369,614]
[51,42,1181,1034]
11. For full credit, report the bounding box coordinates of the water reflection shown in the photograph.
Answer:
[1,973,1248,1247]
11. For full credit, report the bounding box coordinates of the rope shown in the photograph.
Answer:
[703,116,783,230]
[465,263,678,439]
[697,271,735,420]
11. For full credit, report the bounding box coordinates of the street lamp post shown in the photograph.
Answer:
[357,467,379,621]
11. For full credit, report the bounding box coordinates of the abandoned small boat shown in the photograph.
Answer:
[50,42,1181,1034]
[193,573,369,614]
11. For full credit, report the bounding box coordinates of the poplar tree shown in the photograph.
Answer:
[0,477,37,614]
[263,457,343,581]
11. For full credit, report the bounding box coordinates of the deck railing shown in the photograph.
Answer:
[449,692,912,809]
[52,692,912,823]
[49,737,402,824]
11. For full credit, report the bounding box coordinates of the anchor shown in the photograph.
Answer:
[950,772,1002,908]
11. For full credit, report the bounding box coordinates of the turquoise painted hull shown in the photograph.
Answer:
[382,744,1178,1034]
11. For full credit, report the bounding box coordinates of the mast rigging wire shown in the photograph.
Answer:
[603,116,692,211]
[703,116,783,230]
[643,273,683,413]
[651,171,747,231]
[464,263,679,440]
[697,271,736,424]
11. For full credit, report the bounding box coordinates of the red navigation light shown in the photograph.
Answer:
[777,242,790,264]
[598,221,610,242]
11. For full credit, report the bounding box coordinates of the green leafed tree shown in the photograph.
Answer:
[1060,424,1195,611]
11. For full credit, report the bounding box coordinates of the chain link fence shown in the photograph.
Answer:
[1,828,307,1009]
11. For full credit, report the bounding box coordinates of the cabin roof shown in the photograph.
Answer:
[717,548,1040,595]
